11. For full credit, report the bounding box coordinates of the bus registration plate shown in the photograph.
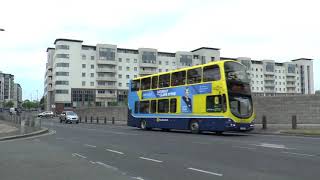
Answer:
[240,127,246,130]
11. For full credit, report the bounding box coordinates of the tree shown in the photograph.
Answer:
[22,100,39,110]
[5,101,14,108]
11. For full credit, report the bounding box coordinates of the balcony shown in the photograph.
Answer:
[97,60,117,65]
[139,62,158,68]
[96,68,116,73]
[286,83,296,88]
[286,73,296,77]
[96,93,117,98]
[264,83,275,87]
[96,76,117,81]
[96,84,117,89]
[264,76,275,80]
[286,78,296,82]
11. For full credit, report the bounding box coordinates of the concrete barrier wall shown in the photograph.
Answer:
[73,106,128,122]
[253,95,320,124]
[73,95,320,124]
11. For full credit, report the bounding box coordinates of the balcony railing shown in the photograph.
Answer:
[96,76,117,81]
[139,62,158,68]
[96,93,117,98]
[264,83,275,87]
[264,76,275,80]
[96,60,117,65]
[96,68,116,73]
[96,84,117,89]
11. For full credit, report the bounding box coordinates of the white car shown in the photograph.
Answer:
[59,111,79,124]
[38,111,54,118]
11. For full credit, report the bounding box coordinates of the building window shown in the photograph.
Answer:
[166,69,169,72]
[256,68,258,71]
[56,45,69,50]
[261,68,263,72]
[82,64,86,68]
[118,66,122,70]
[159,61,162,65]
[211,57,215,61]
[90,73,94,77]
[82,54,86,60]
[159,69,162,72]
[56,63,69,67]
[252,87,254,90]
[91,56,94,60]
[56,54,70,59]
[126,75,130,79]
[261,87,263,90]
[56,89,69,94]
[91,65,94,69]
[82,81,86,86]
[142,51,156,64]
[119,58,122,62]
[99,48,115,60]
[82,73,86,77]
[56,72,69,76]
[118,83,122,87]
[134,59,137,63]
[261,81,263,84]
[90,82,94,86]
[134,67,137,71]
[279,88,281,91]
[127,67,130,71]
[126,83,129,87]
[261,75,263,78]
[180,55,192,66]
[55,81,69,85]
[256,75,258,78]
[126,58,130,63]
[118,74,122,78]
[165,61,169,65]
[134,75,137,78]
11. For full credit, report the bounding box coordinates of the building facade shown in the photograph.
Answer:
[44,38,314,112]
[222,57,314,96]
[13,83,22,108]
[0,72,20,109]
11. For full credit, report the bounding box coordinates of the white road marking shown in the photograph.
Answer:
[139,157,163,163]
[253,143,293,149]
[232,146,256,150]
[282,151,316,157]
[72,153,87,159]
[187,167,223,177]
[89,161,96,164]
[96,161,118,171]
[84,144,96,148]
[132,177,145,180]
[56,137,65,140]
[105,148,124,155]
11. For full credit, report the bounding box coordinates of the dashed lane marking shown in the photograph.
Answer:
[139,157,163,163]
[84,144,97,148]
[72,153,87,159]
[105,148,125,155]
[187,167,223,177]
[282,151,316,157]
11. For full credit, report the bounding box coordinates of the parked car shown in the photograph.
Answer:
[59,111,79,124]
[38,111,54,118]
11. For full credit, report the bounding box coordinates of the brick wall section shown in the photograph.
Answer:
[253,95,320,124]
[73,106,128,122]
[73,95,320,124]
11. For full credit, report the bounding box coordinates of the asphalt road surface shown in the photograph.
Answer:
[1,118,320,180]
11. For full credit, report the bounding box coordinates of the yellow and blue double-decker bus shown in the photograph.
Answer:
[127,60,255,134]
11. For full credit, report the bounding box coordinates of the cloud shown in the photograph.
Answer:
[0,0,319,100]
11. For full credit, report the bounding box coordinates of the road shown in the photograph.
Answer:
[1,118,320,180]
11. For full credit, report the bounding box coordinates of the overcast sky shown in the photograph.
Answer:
[0,0,319,100]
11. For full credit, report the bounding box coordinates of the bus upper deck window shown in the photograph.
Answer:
[159,74,170,88]
[131,80,140,91]
[171,71,186,86]
[141,77,151,90]
[187,67,202,84]
[151,76,158,89]
[203,65,220,82]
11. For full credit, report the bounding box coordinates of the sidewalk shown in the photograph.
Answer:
[250,124,320,136]
[0,120,44,140]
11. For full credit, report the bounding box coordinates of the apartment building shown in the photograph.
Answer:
[221,57,314,96]
[13,83,22,108]
[44,39,220,112]
[44,38,314,112]
[0,72,19,108]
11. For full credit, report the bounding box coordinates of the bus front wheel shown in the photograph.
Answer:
[190,120,201,134]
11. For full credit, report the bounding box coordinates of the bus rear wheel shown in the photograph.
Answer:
[140,120,151,130]
[190,120,201,134]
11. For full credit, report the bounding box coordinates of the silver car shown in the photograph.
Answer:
[59,111,79,124]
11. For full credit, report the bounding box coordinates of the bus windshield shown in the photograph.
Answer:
[224,61,250,83]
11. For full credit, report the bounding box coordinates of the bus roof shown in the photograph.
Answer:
[132,59,237,80]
